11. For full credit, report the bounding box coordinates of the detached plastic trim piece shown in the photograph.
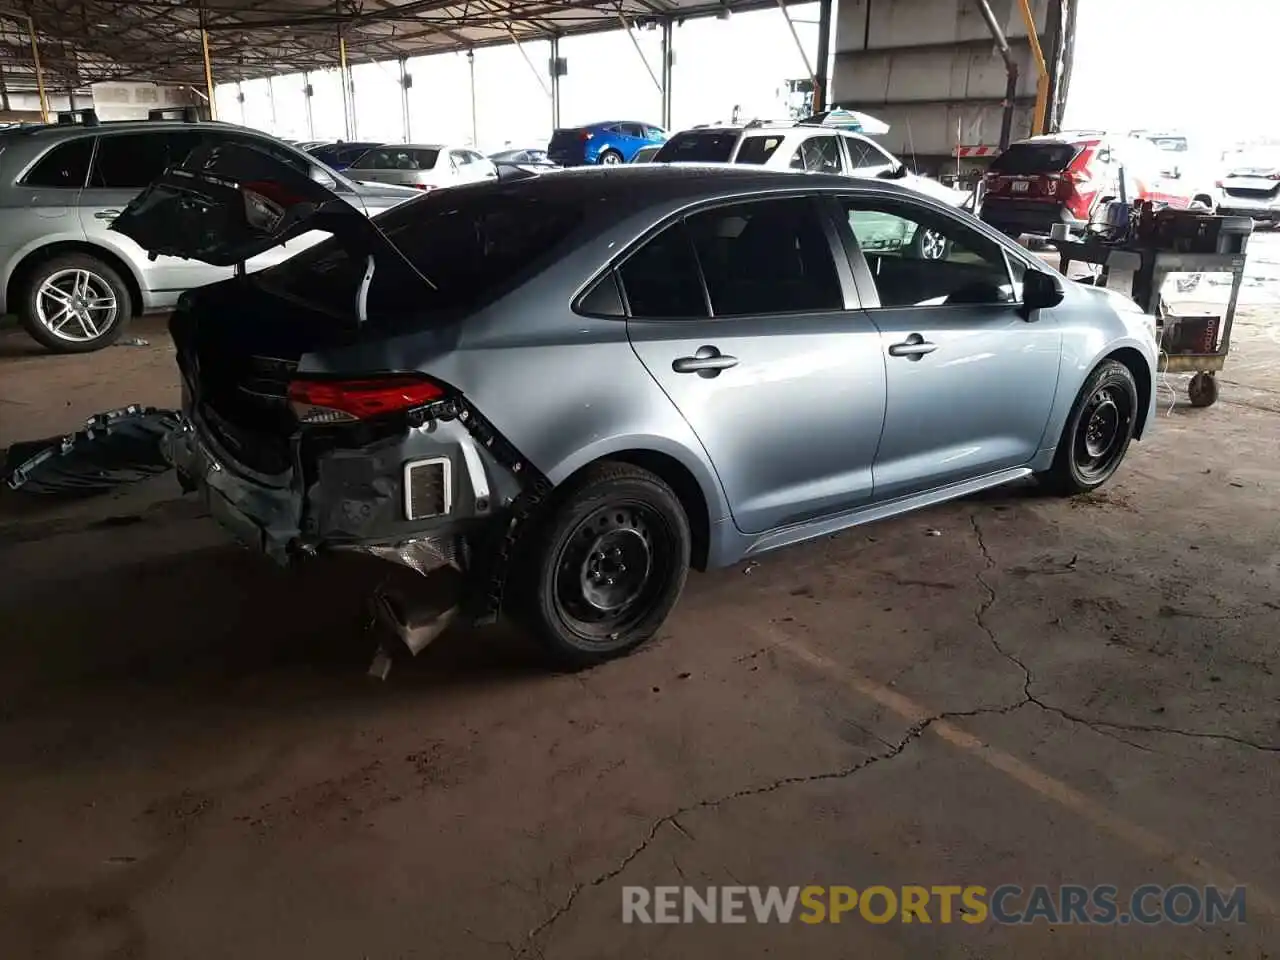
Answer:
[3,405,183,496]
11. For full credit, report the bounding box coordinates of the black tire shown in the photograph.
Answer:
[1188,371,1219,408]
[598,149,624,166]
[1037,360,1139,496]
[18,253,131,354]
[507,462,691,669]
[908,226,951,260]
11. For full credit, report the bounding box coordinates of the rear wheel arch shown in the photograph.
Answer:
[556,449,713,571]
[8,241,145,318]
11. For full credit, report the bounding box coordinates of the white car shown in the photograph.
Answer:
[345,144,497,192]
[1217,147,1280,225]
[652,120,971,211]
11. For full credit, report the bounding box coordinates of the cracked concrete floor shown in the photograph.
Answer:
[0,311,1278,959]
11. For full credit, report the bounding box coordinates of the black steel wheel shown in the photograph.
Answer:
[1037,360,1140,496]
[509,462,691,669]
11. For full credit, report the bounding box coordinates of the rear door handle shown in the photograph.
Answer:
[672,345,738,377]
[888,333,937,360]
[94,209,122,221]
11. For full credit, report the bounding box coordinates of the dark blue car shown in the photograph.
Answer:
[306,141,383,171]
[547,121,667,166]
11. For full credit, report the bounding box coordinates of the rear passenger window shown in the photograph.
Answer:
[619,223,707,319]
[22,139,93,189]
[686,198,843,315]
[735,136,784,165]
[790,136,844,175]
[89,132,200,189]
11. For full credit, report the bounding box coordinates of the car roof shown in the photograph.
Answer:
[464,164,921,208]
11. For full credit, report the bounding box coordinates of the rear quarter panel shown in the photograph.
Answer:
[299,223,734,527]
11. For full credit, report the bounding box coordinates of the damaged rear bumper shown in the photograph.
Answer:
[164,397,543,621]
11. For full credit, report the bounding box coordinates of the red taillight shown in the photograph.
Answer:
[1215,179,1224,188]
[288,376,446,424]
[413,183,435,191]
[579,130,593,141]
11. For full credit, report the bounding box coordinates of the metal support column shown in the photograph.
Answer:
[549,35,561,130]
[267,75,277,133]
[775,0,815,93]
[0,61,9,113]
[467,49,477,147]
[26,16,49,122]
[199,3,217,120]
[339,33,353,139]
[660,19,673,129]
[303,71,314,138]
[505,26,550,98]
[813,0,832,112]
[1016,0,1049,135]
[618,14,661,95]
[398,57,411,141]
[974,0,1019,149]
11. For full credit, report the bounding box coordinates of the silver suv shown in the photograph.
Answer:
[0,118,418,353]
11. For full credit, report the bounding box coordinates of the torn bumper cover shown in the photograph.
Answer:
[165,395,548,625]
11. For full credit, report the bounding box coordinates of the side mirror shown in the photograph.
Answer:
[877,164,908,180]
[1021,270,1064,319]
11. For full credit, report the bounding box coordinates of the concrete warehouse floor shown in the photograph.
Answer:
[1,282,1278,957]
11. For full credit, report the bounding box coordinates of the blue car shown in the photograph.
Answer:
[306,141,383,171]
[547,121,666,166]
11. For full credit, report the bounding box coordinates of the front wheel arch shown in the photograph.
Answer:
[1105,347,1154,439]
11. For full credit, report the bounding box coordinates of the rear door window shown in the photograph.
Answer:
[790,135,844,174]
[989,142,1082,174]
[654,131,738,163]
[21,138,93,188]
[734,135,785,165]
[685,197,843,315]
[618,222,708,319]
[88,131,201,189]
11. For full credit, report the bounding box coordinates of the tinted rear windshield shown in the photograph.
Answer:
[989,142,1082,174]
[548,129,586,149]
[654,131,738,163]
[351,147,440,170]
[261,188,586,323]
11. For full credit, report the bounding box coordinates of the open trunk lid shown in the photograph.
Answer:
[109,139,432,287]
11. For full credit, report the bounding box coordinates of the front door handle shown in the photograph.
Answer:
[672,345,738,378]
[94,209,122,221]
[888,333,937,360]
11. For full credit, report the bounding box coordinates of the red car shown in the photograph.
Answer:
[979,132,1207,239]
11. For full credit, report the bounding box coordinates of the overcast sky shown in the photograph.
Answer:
[1062,0,1280,152]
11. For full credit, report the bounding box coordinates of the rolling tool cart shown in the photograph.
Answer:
[1055,203,1253,407]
